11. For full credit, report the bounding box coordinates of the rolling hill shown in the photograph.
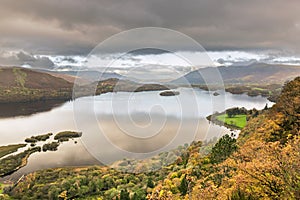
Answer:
[0,67,73,89]
[0,67,73,103]
[171,63,300,85]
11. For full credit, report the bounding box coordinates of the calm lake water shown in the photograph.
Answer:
[0,88,273,180]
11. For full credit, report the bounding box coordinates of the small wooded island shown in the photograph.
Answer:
[213,92,220,96]
[159,90,180,96]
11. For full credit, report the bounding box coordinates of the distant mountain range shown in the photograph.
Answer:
[40,63,300,86]
[171,63,300,85]
[1,63,299,103]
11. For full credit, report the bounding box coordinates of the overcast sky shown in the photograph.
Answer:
[1,0,300,56]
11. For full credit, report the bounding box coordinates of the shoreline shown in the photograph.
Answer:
[206,114,242,130]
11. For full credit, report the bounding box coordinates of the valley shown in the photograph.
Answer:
[0,66,298,199]
[0,76,298,199]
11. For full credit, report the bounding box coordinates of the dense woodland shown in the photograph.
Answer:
[1,77,299,200]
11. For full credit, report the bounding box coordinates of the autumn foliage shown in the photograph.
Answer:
[149,77,300,200]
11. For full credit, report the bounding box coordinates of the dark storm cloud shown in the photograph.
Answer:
[0,0,300,55]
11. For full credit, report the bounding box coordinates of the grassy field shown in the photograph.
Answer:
[216,114,247,129]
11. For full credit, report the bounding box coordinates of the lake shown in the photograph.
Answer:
[0,88,273,180]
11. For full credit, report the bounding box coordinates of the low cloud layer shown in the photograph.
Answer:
[0,0,300,55]
[0,51,54,69]
[2,49,300,72]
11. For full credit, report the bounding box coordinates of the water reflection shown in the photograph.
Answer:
[0,88,273,180]
[0,100,65,118]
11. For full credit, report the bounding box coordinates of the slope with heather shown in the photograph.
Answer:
[0,67,73,103]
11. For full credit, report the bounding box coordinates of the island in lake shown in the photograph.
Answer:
[0,131,82,177]
[159,90,180,96]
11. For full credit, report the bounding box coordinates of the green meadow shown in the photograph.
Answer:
[216,114,247,129]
